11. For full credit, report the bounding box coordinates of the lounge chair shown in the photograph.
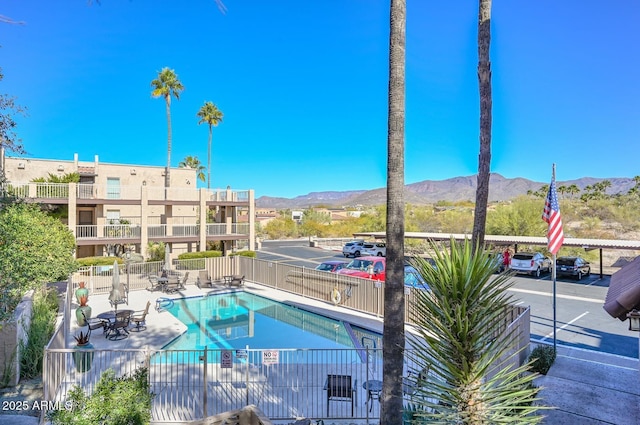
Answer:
[106,310,132,340]
[131,301,151,332]
[197,270,213,288]
[324,374,357,416]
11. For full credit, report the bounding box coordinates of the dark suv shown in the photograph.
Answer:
[556,256,591,280]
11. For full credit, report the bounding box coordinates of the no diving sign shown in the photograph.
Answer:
[221,350,233,369]
[262,350,279,365]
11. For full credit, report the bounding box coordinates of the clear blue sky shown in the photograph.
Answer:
[2,1,639,198]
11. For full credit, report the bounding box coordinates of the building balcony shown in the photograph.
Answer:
[75,223,251,244]
[0,182,251,205]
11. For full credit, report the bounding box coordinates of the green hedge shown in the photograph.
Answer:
[77,257,124,267]
[177,251,222,260]
[229,251,256,258]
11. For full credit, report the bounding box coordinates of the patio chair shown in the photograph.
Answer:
[324,374,357,416]
[147,275,164,292]
[81,310,108,337]
[228,274,245,287]
[180,271,189,289]
[106,310,132,341]
[197,270,213,288]
[164,276,183,293]
[131,301,151,332]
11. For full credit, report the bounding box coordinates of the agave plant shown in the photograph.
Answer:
[405,238,546,424]
[73,330,90,346]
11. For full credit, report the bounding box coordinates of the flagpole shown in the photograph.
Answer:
[552,164,557,351]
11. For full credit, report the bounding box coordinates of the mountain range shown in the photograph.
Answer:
[256,174,638,209]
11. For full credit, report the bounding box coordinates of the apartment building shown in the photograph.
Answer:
[0,153,255,261]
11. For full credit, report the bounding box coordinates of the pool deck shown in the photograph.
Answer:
[71,279,386,352]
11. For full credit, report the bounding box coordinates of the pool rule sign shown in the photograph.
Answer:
[262,350,279,365]
[221,350,233,369]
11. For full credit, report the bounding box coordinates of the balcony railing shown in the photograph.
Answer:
[0,182,250,204]
[75,223,250,240]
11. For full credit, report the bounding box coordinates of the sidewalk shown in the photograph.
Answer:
[535,344,640,425]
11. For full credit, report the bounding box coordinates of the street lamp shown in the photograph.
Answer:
[627,310,640,331]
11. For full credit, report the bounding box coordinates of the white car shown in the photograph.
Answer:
[342,240,365,257]
[510,252,551,277]
[362,242,386,257]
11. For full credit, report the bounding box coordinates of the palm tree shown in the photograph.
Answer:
[407,239,544,423]
[557,185,567,199]
[196,101,224,189]
[567,184,580,199]
[471,0,493,251]
[178,155,205,183]
[381,1,406,423]
[151,67,185,189]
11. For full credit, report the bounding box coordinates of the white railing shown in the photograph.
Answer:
[206,223,250,236]
[1,182,251,204]
[75,223,248,239]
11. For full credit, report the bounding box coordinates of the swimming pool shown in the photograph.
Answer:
[161,291,382,352]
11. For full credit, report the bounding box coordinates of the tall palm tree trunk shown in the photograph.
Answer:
[165,95,172,189]
[207,124,212,189]
[381,0,406,423]
[472,0,493,251]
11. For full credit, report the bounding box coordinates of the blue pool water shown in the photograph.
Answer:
[161,292,382,352]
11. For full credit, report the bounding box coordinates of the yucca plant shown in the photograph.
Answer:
[405,238,547,424]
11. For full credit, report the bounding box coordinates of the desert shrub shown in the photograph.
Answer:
[48,367,153,425]
[528,345,556,375]
[76,256,124,267]
[20,287,59,379]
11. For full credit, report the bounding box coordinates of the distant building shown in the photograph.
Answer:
[0,152,255,260]
[292,210,303,222]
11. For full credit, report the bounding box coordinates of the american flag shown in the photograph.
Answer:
[542,179,564,254]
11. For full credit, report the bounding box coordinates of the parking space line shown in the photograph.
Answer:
[539,312,589,342]
[508,288,602,303]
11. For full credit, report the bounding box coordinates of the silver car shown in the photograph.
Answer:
[510,252,551,277]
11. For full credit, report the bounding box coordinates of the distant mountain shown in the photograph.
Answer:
[256,174,637,209]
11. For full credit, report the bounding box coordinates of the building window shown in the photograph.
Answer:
[107,178,120,199]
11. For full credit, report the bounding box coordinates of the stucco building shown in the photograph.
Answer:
[0,152,255,261]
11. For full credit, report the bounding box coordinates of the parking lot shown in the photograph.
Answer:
[257,239,639,359]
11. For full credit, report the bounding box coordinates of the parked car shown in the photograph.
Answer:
[362,242,386,257]
[315,260,348,273]
[556,256,591,280]
[342,240,365,258]
[404,265,429,289]
[337,256,386,281]
[509,252,551,277]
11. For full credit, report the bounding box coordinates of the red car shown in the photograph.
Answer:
[336,256,386,281]
[315,260,348,273]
